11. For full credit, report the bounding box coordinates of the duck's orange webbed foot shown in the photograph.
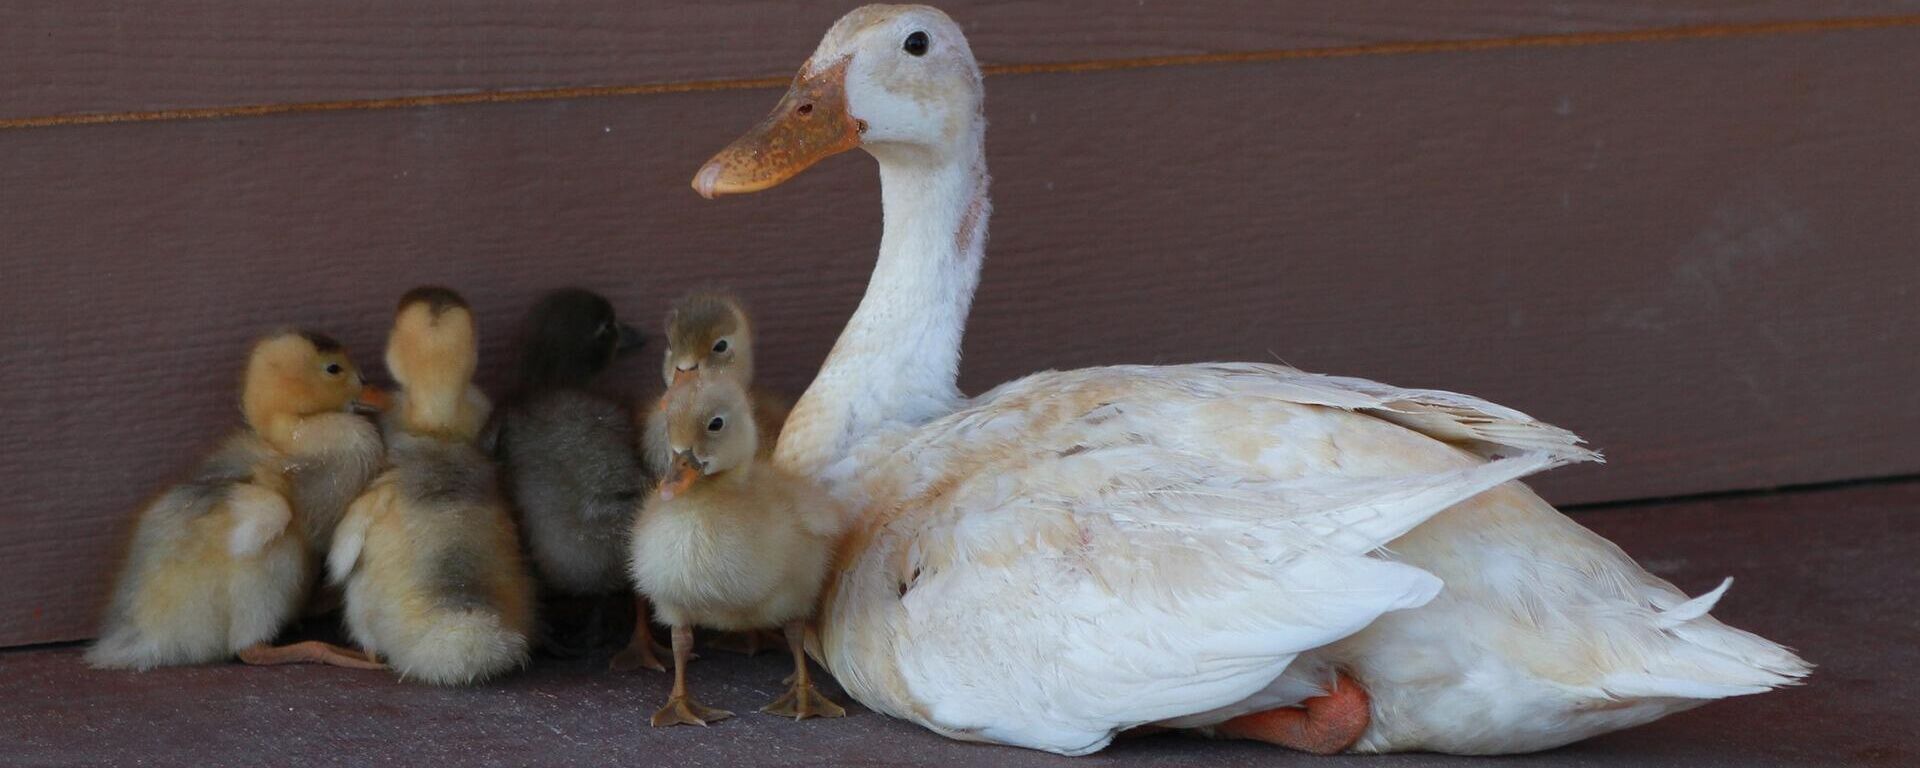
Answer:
[610,596,673,673]
[610,640,670,673]
[238,641,386,671]
[1215,672,1370,755]
[760,620,846,721]
[652,695,734,727]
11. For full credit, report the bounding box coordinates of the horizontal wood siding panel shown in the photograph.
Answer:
[5,1,1920,121]
[4,28,1917,645]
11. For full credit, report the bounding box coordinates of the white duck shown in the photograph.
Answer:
[691,4,1808,756]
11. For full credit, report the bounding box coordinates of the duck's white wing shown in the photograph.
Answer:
[822,363,1597,755]
[965,363,1599,465]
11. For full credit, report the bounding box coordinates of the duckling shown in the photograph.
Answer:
[330,287,537,685]
[87,330,386,671]
[645,291,790,472]
[644,291,794,656]
[631,378,848,726]
[484,288,666,670]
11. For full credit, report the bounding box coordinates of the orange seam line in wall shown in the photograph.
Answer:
[3,14,1918,132]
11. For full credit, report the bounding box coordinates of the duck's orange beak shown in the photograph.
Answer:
[352,386,392,414]
[693,58,861,199]
[659,453,703,501]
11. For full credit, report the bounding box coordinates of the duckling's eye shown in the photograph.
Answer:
[707,416,726,432]
[324,363,344,376]
[903,31,930,56]
[596,321,614,338]
[712,339,729,354]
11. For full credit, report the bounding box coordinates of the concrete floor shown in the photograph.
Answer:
[4,481,1914,767]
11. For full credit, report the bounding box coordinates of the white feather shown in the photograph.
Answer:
[225,484,292,558]
[327,495,373,585]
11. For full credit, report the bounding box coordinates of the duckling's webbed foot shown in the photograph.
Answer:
[762,683,846,720]
[651,696,735,727]
[650,624,733,727]
[610,596,672,673]
[761,621,846,721]
[238,641,387,671]
[610,643,668,673]
[1214,671,1370,755]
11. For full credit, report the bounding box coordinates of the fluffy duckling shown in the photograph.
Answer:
[88,330,386,670]
[644,291,795,656]
[646,291,790,471]
[484,288,666,670]
[330,287,537,685]
[631,378,848,726]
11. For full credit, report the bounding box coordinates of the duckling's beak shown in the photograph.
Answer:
[616,323,646,354]
[693,58,861,199]
[671,367,697,389]
[659,451,705,501]
[351,386,392,415]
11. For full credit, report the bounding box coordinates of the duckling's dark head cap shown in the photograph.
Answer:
[397,286,469,317]
[296,330,345,353]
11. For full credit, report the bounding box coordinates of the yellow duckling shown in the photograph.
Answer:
[643,291,794,657]
[88,330,386,670]
[630,378,847,726]
[329,287,537,685]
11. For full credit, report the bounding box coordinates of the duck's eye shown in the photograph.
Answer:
[712,339,729,354]
[596,321,614,338]
[903,31,929,56]
[324,363,344,376]
[707,417,726,432]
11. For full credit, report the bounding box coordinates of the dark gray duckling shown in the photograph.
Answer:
[484,288,665,669]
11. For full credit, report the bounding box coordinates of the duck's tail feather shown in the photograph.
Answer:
[1599,578,1811,700]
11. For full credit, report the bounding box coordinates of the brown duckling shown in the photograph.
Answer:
[483,288,666,670]
[329,287,537,685]
[645,291,790,470]
[87,330,386,670]
[630,378,848,726]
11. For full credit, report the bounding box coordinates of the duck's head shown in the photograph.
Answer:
[657,377,759,501]
[242,330,385,443]
[386,286,481,436]
[693,4,981,198]
[662,291,753,396]
[514,288,644,391]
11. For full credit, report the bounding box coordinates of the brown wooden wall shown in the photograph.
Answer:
[3,3,1917,646]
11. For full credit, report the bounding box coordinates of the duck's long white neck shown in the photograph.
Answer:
[775,122,990,483]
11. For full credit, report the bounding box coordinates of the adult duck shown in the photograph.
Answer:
[690,4,1807,755]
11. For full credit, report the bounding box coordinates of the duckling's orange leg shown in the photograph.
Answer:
[761,621,847,721]
[611,596,670,673]
[1213,672,1370,755]
[651,625,733,727]
[238,641,386,671]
